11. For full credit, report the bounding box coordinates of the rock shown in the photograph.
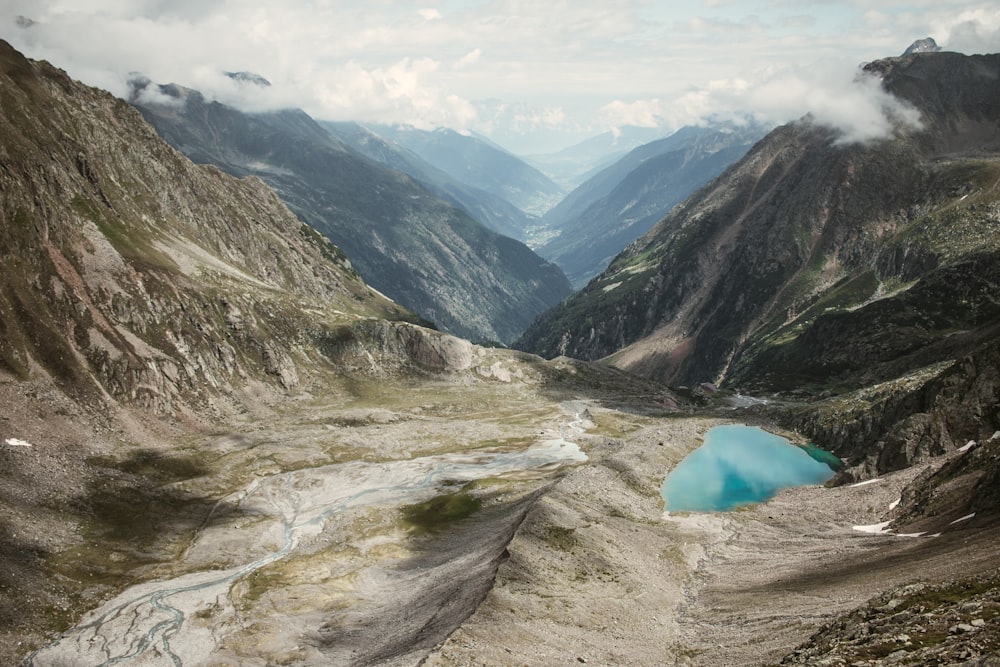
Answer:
[950,623,977,634]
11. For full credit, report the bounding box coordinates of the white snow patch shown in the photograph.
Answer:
[889,498,901,510]
[949,513,976,525]
[853,521,891,534]
[991,431,1000,441]
[4,438,32,447]
[958,440,976,453]
[602,281,622,293]
[849,478,882,488]
[852,521,925,538]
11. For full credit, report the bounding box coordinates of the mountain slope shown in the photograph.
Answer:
[320,120,535,240]
[517,51,1000,396]
[537,123,768,287]
[0,42,418,415]
[370,124,565,218]
[130,82,571,344]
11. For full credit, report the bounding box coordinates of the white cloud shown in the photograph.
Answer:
[455,48,482,69]
[603,59,924,144]
[940,9,1000,53]
[599,99,668,129]
[0,0,996,151]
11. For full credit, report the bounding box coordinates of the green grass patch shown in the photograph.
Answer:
[401,491,482,534]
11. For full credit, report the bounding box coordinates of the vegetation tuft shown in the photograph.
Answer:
[401,491,482,534]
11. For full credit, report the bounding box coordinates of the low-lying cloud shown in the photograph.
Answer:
[2,1,997,153]
[601,58,924,144]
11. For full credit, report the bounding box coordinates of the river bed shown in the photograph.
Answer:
[26,405,592,666]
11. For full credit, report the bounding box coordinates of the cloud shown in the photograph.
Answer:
[455,48,482,69]
[0,0,995,153]
[601,58,924,144]
[599,99,668,128]
[940,9,1000,53]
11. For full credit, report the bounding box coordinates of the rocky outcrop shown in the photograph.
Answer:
[782,570,1000,665]
[321,320,475,374]
[778,337,1000,479]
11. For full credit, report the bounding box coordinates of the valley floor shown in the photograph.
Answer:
[5,364,999,666]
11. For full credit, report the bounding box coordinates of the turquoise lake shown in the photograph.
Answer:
[661,425,839,512]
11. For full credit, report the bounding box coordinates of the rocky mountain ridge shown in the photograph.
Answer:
[0,42,418,417]
[129,79,571,344]
[516,50,1000,484]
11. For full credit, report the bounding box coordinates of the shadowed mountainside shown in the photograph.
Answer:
[320,120,538,242]
[129,80,571,344]
[536,122,768,287]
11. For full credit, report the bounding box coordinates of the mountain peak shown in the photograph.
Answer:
[902,37,940,56]
[224,70,271,87]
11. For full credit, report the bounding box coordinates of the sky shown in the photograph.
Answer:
[2,1,1000,154]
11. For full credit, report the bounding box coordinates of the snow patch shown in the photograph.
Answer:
[949,513,976,525]
[852,521,925,538]
[4,438,32,447]
[853,521,891,534]
[958,440,976,453]
[889,498,901,510]
[602,281,622,293]
[849,478,882,488]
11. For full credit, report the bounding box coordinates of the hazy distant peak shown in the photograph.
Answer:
[126,73,194,108]
[902,37,940,56]
[225,71,271,87]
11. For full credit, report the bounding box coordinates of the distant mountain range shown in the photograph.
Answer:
[129,79,571,344]
[535,122,769,287]
[523,125,671,189]
[320,120,537,241]
[368,124,566,219]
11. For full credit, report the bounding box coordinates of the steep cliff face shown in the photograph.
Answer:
[517,52,1000,394]
[129,81,571,344]
[0,40,416,417]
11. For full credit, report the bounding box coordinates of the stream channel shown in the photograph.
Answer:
[26,404,593,666]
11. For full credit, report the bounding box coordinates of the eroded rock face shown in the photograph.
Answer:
[321,320,474,373]
[0,40,411,417]
[780,338,1000,480]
